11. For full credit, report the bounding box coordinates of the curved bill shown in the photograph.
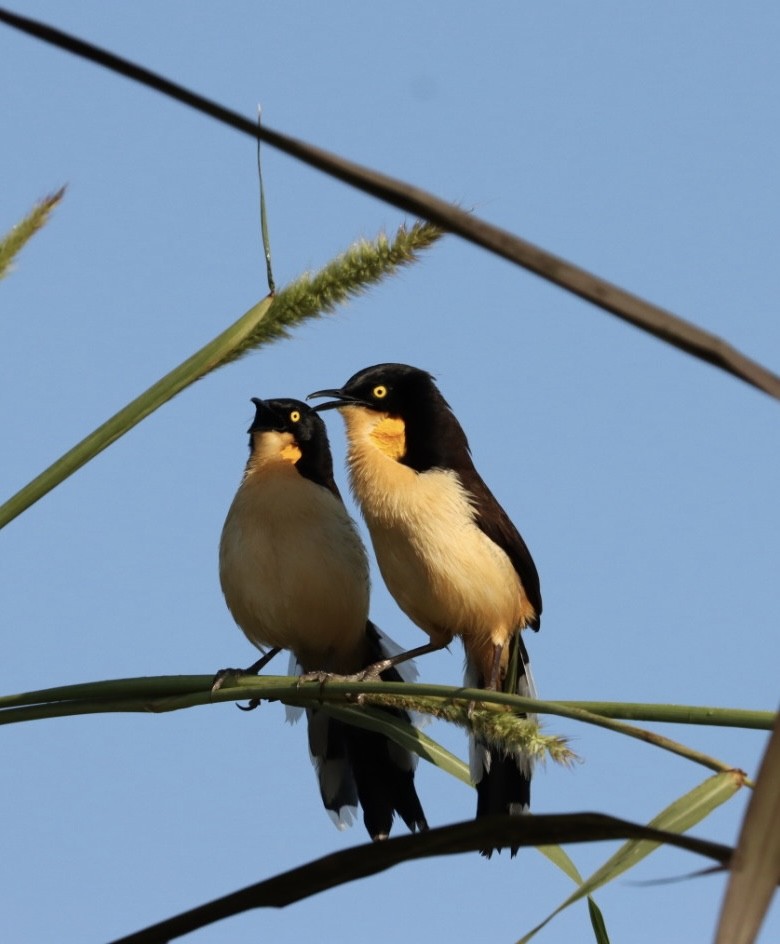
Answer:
[307,388,363,412]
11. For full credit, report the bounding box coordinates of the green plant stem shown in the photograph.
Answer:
[0,296,272,529]
[1,677,773,731]
[1,676,771,783]
[558,701,772,730]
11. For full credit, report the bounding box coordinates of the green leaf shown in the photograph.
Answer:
[517,770,744,942]
[537,846,610,943]
[587,897,611,944]
[537,843,585,883]
[0,293,272,528]
[0,187,65,280]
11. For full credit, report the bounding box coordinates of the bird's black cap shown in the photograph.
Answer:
[308,363,438,415]
[248,397,323,438]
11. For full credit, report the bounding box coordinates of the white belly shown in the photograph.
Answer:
[219,466,370,672]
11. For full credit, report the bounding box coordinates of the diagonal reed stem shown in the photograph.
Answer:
[1,8,778,398]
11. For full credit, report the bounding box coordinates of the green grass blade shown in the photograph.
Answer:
[538,843,585,883]
[256,107,275,294]
[538,846,610,943]
[0,294,272,528]
[517,771,744,943]
[0,187,65,280]
[580,770,743,887]
[587,897,611,944]
[0,220,442,529]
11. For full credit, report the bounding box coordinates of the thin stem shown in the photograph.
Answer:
[1,676,771,783]
[1,677,774,729]
[256,106,275,295]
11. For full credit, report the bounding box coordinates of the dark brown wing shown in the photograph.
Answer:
[460,467,542,629]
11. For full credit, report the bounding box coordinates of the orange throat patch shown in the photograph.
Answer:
[370,416,406,460]
[279,442,303,464]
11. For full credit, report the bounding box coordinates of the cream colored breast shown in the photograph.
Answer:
[219,461,370,671]
[342,409,527,648]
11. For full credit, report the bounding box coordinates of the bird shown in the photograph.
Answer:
[218,396,428,841]
[309,364,542,852]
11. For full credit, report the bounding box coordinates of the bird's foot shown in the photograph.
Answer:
[296,670,345,703]
[353,658,394,682]
[237,698,262,712]
[211,667,263,711]
[211,667,244,692]
[296,664,387,684]
[297,670,341,685]
[296,664,391,704]
[211,646,281,711]
[211,647,282,694]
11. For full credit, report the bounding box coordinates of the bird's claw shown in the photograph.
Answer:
[211,667,243,693]
[295,663,390,704]
[237,698,261,711]
[297,670,337,685]
[353,659,392,682]
[212,668,264,712]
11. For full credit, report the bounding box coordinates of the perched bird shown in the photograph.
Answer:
[309,364,542,849]
[219,396,428,841]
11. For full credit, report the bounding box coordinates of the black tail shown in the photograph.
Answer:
[469,634,536,857]
[306,623,428,840]
[306,709,358,829]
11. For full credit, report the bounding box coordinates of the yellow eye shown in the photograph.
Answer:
[289,410,301,423]
[373,385,388,399]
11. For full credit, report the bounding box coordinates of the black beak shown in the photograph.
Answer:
[307,388,361,412]
[248,397,282,433]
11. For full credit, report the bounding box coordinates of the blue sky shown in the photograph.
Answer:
[1,3,778,942]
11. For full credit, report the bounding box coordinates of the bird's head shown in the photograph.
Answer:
[309,364,466,470]
[249,397,324,442]
[247,398,334,482]
[308,363,437,418]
